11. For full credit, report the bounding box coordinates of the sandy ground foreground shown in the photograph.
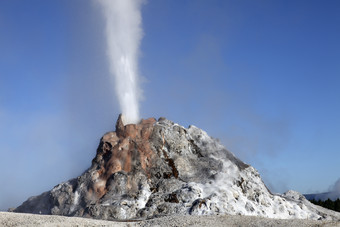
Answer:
[1,212,340,227]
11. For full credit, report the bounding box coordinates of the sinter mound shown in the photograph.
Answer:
[13,115,340,221]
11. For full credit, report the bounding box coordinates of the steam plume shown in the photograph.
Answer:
[98,0,144,124]
[328,178,340,199]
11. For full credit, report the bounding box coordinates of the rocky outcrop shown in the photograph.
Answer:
[13,115,340,221]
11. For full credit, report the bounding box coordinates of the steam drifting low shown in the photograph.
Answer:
[98,0,144,124]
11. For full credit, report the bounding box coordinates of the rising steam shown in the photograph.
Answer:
[98,0,144,124]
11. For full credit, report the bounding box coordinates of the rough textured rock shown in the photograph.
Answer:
[13,115,340,221]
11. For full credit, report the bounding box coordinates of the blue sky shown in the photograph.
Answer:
[0,0,340,210]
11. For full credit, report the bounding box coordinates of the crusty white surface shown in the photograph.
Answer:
[1,212,340,227]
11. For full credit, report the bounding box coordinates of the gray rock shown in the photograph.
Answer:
[13,115,340,221]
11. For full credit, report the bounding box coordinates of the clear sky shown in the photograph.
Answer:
[0,0,340,210]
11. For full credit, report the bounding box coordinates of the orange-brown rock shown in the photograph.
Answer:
[90,114,157,199]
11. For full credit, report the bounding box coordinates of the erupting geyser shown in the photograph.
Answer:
[98,0,144,124]
[9,1,340,223]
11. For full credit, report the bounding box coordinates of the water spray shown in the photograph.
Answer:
[98,0,144,124]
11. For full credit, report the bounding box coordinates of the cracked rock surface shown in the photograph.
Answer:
[13,115,340,221]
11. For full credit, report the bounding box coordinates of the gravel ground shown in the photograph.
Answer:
[1,212,339,227]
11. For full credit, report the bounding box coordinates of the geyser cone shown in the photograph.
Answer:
[13,115,340,221]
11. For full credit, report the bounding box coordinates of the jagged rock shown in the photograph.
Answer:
[13,115,340,221]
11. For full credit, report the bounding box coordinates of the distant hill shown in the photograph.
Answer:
[304,192,340,201]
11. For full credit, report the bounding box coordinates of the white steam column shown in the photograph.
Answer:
[98,0,144,124]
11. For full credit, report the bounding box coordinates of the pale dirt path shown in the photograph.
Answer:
[1,212,339,227]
